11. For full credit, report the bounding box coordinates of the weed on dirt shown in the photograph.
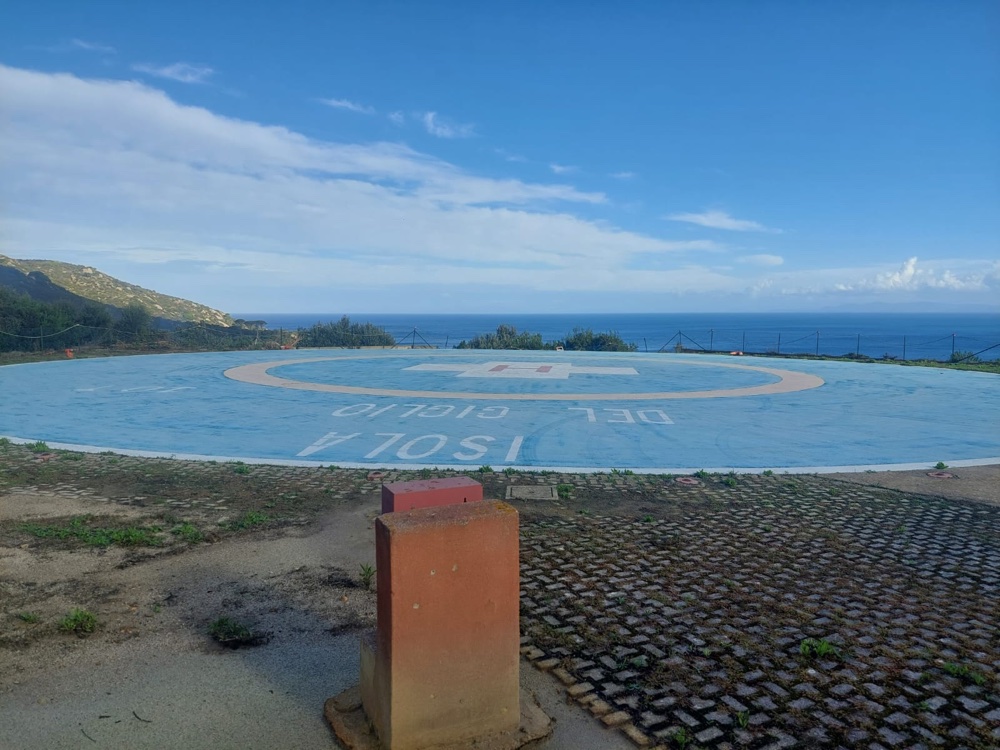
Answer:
[20,516,163,548]
[208,616,270,649]
[59,608,97,636]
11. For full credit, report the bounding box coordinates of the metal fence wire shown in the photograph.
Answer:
[1,323,997,362]
[651,329,999,362]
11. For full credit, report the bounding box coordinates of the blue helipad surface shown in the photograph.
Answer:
[2,350,998,473]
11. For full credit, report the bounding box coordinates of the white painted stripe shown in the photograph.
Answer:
[505,435,524,463]
[3,436,996,475]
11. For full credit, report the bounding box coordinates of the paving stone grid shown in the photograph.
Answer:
[519,476,1000,749]
[5,448,999,747]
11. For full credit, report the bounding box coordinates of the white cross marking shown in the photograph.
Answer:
[404,361,638,380]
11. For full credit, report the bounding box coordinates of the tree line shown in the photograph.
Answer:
[2,292,634,354]
[455,324,636,351]
[0,290,278,353]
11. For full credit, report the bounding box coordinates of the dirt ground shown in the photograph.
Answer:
[1,443,998,749]
[0,446,650,749]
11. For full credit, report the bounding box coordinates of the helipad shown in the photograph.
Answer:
[2,350,997,473]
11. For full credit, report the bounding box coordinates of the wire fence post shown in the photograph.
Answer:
[776,333,781,354]
[709,329,714,352]
[815,331,819,356]
[952,333,956,358]
[741,331,746,352]
[856,334,861,357]
[903,336,906,360]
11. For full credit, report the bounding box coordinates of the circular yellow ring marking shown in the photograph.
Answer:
[224,355,824,400]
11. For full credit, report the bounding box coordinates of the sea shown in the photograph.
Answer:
[234,312,1000,362]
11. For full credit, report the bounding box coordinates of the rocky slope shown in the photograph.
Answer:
[0,255,231,326]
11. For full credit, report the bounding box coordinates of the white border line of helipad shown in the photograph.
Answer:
[5,436,997,475]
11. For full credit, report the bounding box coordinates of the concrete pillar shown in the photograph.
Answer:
[380,476,483,514]
[326,477,548,749]
[360,500,520,749]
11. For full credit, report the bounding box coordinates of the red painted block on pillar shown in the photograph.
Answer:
[381,476,483,514]
[360,501,520,749]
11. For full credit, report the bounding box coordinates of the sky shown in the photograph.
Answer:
[1,1,998,315]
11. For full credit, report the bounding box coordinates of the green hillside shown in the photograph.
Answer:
[0,255,231,326]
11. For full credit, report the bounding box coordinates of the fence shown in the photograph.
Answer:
[0,322,280,354]
[2,322,997,363]
[358,326,999,363]
[650,329,999,363]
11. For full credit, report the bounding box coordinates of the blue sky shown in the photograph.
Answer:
[1,1,998,314]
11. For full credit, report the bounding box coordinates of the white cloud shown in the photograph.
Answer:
[0,65,712,304]
[743,258,999,301]
[6,65,989,312]
[388,111,405,125]
[738,254,784,267]
[37,39,116,54]
[610,171,636,180]
[550,163,577,175]
[132,62,214,84]
[421,112,475,139]
[495,148,527,163]
[834,257,990,292]
[318,98,375,115]
[71,39,116,54]
[667,209,780,233]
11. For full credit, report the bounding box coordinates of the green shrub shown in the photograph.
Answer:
[950,350,981,364]
[559,327,636,352]
[296,316,395,348]
[456,324,545,350]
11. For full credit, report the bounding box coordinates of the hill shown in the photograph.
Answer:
[0,255,231,326]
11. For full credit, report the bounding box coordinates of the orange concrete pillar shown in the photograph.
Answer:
[360,500,520,749]
[381,476,483,514]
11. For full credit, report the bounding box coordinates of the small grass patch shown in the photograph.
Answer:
[556,483,573,500]
[171,522,204,543]
[800,637,842,660]
[27,441,50,453]
[671,727,691,748]
[359,563,376,590]
[230,461,251,475]
[478,464,493,473]
[208,616,270,649]
[17,612,41,624]
[943,662,987,685]
[21,516,162,548]
[225,511,269,531]
[59,608,97,635]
